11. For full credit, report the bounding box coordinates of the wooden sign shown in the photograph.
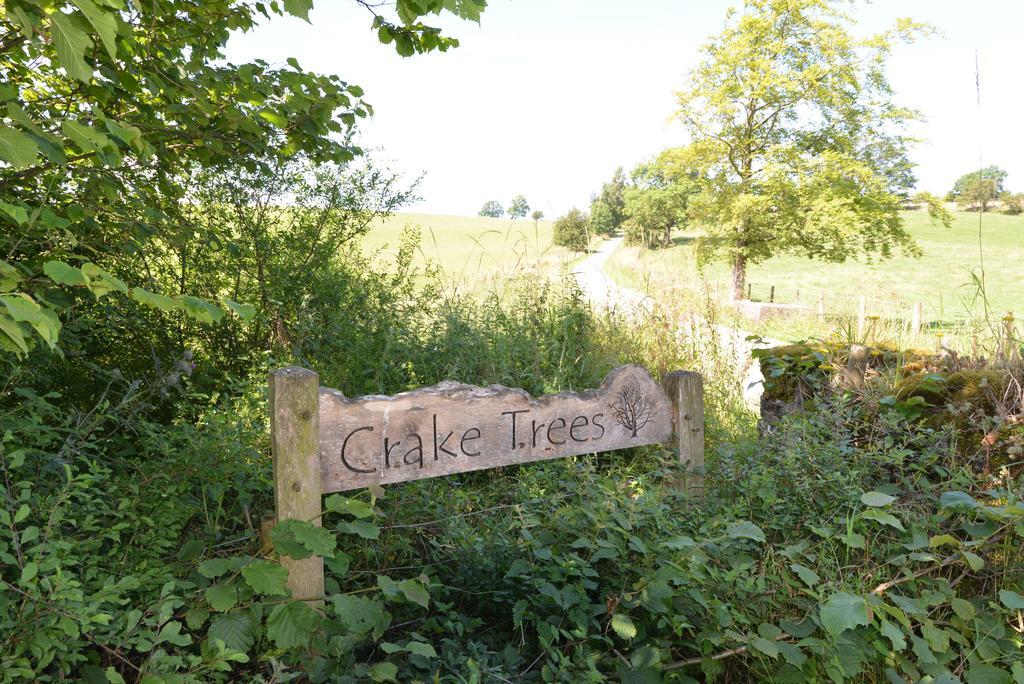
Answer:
[267,364,703,600]
[318,364,673,493]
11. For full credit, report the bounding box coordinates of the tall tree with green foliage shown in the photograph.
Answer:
[0,0,485,356]
[552,208,590,252]
[675,0,936,300]
[948,165,1008,211]
[508,194,530,219]
[590,167,628,235]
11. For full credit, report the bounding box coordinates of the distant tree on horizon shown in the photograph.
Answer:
[590,168,628,235]
[948,166,1009,212]
[552,208,590,252]
[508,195,530,220]
[479,200,504,218]
[531,210,544,225]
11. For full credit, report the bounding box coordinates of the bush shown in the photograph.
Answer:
[552,208,591,252]
[1003,192,1024,215]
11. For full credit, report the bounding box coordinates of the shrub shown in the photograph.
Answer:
[552,208,591,252]
[1003,192,1024,215]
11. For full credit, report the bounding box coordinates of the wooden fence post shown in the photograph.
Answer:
[816,294,825,317]
[911,302,923,338]
[269,366,324,604]
[663,371,704,497]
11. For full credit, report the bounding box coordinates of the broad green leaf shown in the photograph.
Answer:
[397,578,429,608]
[178,295,224,324]
[198,558,231,579]
[860,507,904,531]
[878,618,906,651]
[790,563,819,587]
[258,109,289,128]
[749,636,779,658]
[240,559,288,596]
[266,600,320,649]
[950,597,975,620]
[20,561,38,583]
[962,550,984,571]
[282,0,313,21]
[81,263,128,298]
[324,494,374,519]
[0,126,39,169]
[50,13,95,82]
[861,491,897,507]
[368,662,398,683]
[71,0,118,59]
[405,641,437,658]
[0,202,28,226]
[999,589,1024,610]
[610,613,637,640]
[331,594,390,638]
[208,612,255,652]
[156,621,192,646]
[272,519,335,559]
[205,582,238,612]
[939,491,980,511]
[964,664,1012,684]
[929,534,960,548]
[131,287,181,313]
[0,314,30,354]
[222,298,256,322]
[819,592,869,636]
[1,293,42,323]
[62,120,112,152]
[726,520,765,542]
[44,261,89,287]
[338,519,379,539]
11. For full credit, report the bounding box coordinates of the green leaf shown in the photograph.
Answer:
[205,582,238,612]
[398,578,429,608]
[878,618,906,651]
[155,621,192,647]
[282,0,313,21]
[964,664,1011,684]
[240,560,288,596]
[338,519,379,539]
[44,261,89,287]
[20,561,38,583]
[272,519,335,559]
[962,550,985,571]
[324,494,374,519]
[0,314,29,354]
[950,597,975,620]
[257,109,289,128]
[0,126,39,169]
[940,491,980,511]
[51,12,94,82]
[790,563,819,587]
[860,507,905,531]
[130,287,181,313]
[71,0,118,59]
[999,589,1024,610]
[208,612,255,652]
[331,595,390,638]
[198,558,232,579]
[222,299,256,322]
[749,636,779,659]
[178,295,224,324]
[405,641,437,658]
[726,520,765,542]
[81,262,128,298]
[929,534,960,548]
[266,600,320,649]
[610,613,637,640]
[368,662,398,683]
[819,592,869,636]
[62,119,113,153]
[861,491,896,507]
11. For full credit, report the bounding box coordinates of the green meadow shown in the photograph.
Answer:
[604,210,1024,341]
[360,212,581,292]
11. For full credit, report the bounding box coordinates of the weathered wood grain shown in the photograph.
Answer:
[318,364,673,493]
[663,370,705,496]
[269,366,325,603]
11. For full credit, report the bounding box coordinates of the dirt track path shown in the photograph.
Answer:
[573,237,780,409]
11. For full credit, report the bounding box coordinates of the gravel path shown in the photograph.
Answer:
[573,237,782,409]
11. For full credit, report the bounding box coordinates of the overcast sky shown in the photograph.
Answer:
[226,1,1024,217]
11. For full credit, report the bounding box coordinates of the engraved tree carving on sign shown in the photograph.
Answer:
[609,384,654,437]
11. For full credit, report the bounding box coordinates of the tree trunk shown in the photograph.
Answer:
[731,253,747,302]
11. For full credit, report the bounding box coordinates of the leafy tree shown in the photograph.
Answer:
[948,165,1008,204]
[508,194,530,219]
[479,200,504,218]
[621,153,697,248]
[1002,192,1024,215]
[675,0,933,299]
[958,178,999,212]
[589,167,628,235]
[552,208,591,252]
[0,0,484,357]
[531,210,545,224]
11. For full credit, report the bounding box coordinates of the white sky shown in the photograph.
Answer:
[226,1,1024,217]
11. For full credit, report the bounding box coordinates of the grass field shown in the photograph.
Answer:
[359,212,581,294]
[604,210,1024,344]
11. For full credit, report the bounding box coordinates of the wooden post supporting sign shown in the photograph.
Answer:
[269,366,324,603]
[269,364,705,598]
